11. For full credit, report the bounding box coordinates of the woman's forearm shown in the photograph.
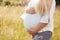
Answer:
[26,8,36,14]
[27,23,48,35]
[33,23,48,33]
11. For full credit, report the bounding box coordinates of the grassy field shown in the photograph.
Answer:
[0,6,60,40]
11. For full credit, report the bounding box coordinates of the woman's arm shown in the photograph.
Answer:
[26,7,36,14]
[27,23,48,35]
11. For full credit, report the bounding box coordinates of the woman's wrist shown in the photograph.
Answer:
[26,8,36,14]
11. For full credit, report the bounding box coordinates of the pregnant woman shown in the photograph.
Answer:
[20,0,56,40]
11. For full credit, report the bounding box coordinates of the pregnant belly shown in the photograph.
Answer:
[24,13,41,30]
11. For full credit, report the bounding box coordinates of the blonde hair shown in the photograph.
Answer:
[36,0,52,16]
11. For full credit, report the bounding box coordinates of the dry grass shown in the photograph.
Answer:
[0,6,60,40]
[52,6,60,40]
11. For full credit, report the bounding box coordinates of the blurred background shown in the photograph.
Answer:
[0,0,60,40]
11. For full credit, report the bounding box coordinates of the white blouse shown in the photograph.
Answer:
[20,0,56,32]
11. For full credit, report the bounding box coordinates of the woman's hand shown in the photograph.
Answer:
[26,8,36,14]
[27,23,48,36]
[27,29,37,36]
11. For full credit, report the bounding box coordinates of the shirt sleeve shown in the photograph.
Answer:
[40,13,49,23]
